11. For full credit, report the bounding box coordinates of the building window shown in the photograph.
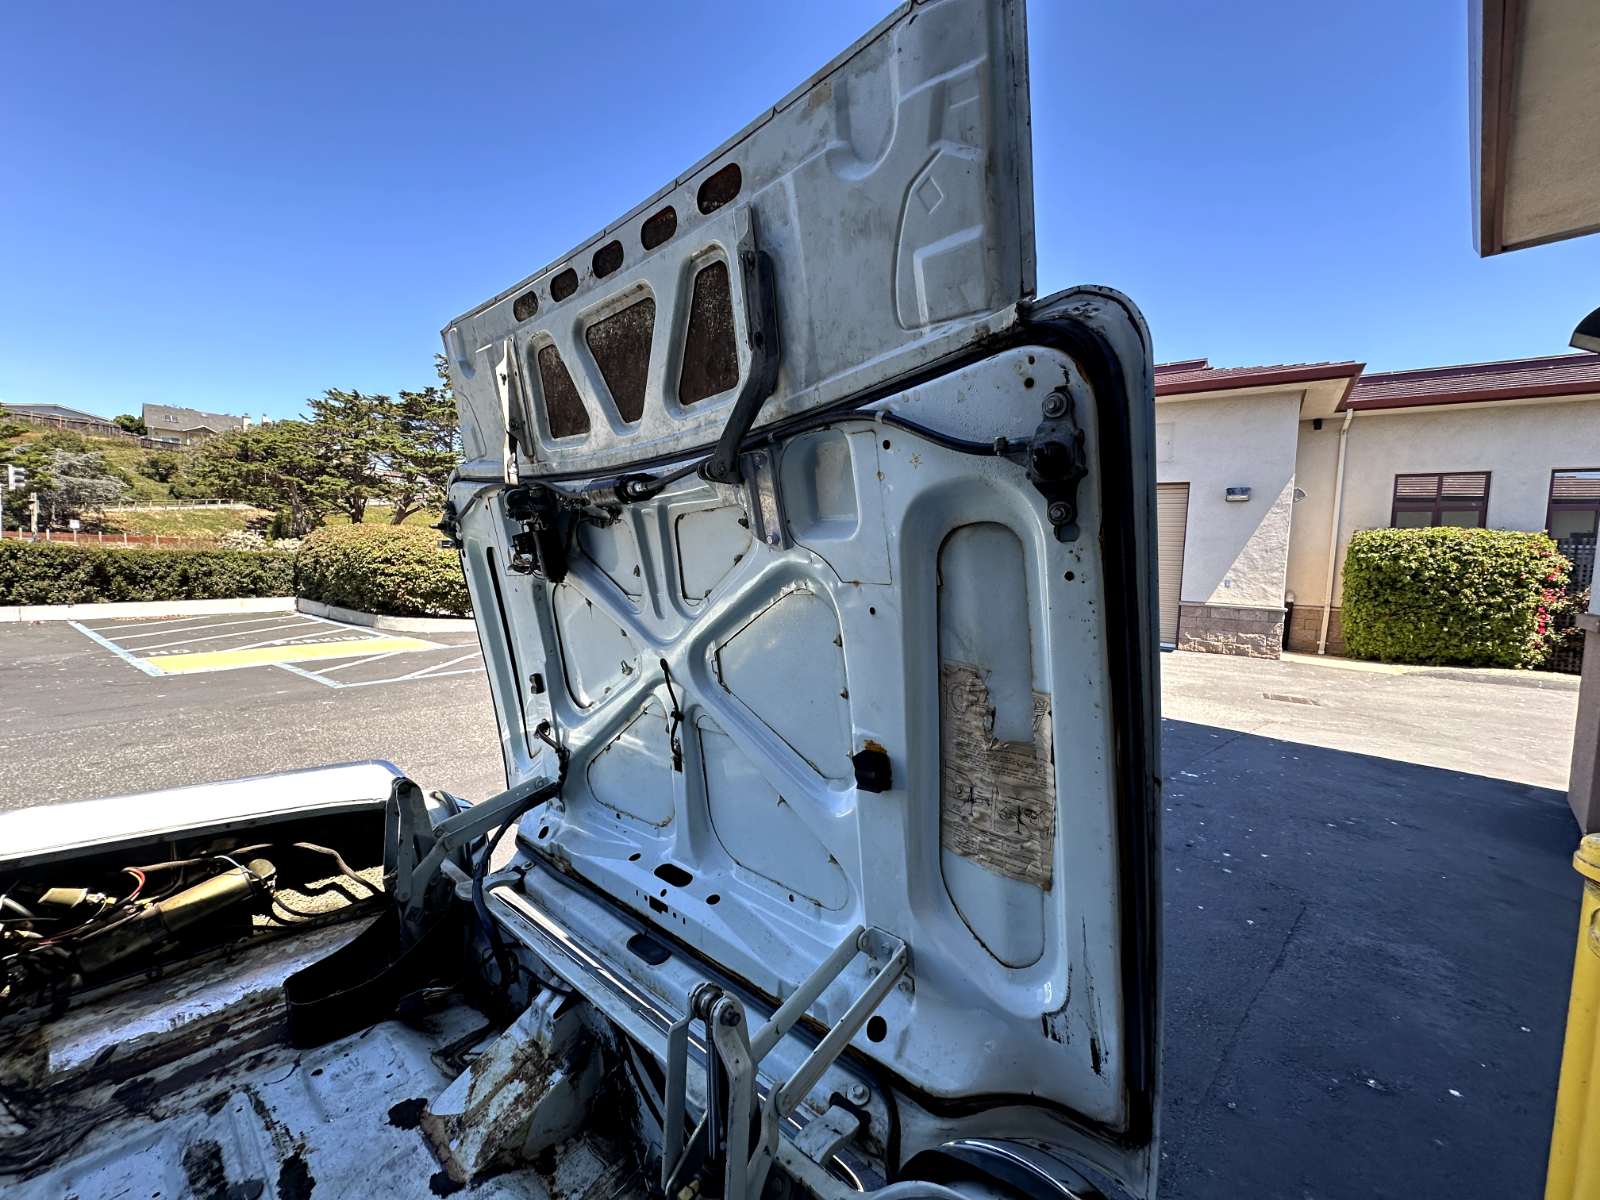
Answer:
[1391,473,1490,528]
[1549,470,1600,542]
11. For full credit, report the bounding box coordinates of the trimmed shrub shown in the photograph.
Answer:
[0,540,295,605]
[295,523,470,617]
[1341,527,1569,668]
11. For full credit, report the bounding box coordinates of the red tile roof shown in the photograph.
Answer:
[1154,359,1364,398]
[1349,353,1600,409]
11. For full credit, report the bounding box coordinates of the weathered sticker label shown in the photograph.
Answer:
[939,661,1056,890]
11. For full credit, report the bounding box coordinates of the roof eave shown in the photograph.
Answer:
[1350,380,1600,410]
[1472,0,1518,257]
[1154,363,1365,413]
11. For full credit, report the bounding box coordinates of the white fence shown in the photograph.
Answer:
[99,499,258,512]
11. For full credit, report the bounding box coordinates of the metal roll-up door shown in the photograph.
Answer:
[1157,483,1190,645]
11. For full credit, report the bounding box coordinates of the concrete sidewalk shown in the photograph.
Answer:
[1162,647,1579,791]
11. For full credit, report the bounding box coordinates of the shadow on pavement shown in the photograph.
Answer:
[1159,719,1581,1199]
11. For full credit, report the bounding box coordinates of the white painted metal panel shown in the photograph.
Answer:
[0,761,401,869]
[436,0,1161,1186]
[451,297,1163,1196]
[445,0,1034,480]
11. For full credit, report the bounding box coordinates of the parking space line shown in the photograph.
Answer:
[70,613,482,690]
[68,621,165,677]
[147,635,439,675]
[314,650,408,675]
[274,651,484,690]
[104,615,324,640]
[131,619,331,652]
[391,652,482,681]
[273,662,348,688]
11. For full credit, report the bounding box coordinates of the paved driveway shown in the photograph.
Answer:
[1162,647,1580,791]
[1158,650,1582,1199]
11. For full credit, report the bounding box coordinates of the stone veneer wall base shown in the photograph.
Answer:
[1284,605,1346,656]
[1177,603,1286,659]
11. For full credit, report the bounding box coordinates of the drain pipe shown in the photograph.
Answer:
[1317,409,1355,655]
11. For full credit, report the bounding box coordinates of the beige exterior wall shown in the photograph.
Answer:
[1154,390,1303,611]
[1285,395,1600,610]
[1285,419,1344,609]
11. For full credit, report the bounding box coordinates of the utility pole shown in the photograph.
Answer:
[29,492,39,540]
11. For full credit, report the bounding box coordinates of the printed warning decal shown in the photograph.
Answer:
[939,661,1056,890]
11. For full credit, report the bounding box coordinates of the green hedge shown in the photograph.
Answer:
[1341,527,1569,668]
[0,541,295,605]
[295,524,470,617]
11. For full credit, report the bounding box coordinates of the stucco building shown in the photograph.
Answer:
[1154,351,1600,658]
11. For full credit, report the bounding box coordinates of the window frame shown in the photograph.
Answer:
[1546,467,1600,542]
[1389,472,1492,529]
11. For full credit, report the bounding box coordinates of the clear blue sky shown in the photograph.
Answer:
[3,0,1598,421]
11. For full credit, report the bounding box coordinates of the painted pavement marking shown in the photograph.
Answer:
[68,612,483,689]
[145,635,439,675]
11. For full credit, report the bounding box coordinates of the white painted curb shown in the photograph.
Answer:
[296,597,477,633]
[0,596,297,623]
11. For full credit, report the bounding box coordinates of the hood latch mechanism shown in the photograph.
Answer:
[1028,389,1088,543]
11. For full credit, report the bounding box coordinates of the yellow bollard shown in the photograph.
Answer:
[1547,835,1600,1199]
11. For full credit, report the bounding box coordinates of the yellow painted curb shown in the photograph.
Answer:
[147,636,435,674]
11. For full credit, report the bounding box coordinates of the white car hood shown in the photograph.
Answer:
[444,1,1162,1194]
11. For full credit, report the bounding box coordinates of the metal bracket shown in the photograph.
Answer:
[497,338,533,467]
[433,498,464,550]
[503,485,568,582]
[706,447,789,551]
[1028,390,1088,543]
[700,233,782,487]
[743,447,789,549]
[393,774,560,947]
[658,925,908,1200]
[792,1104,862,1166]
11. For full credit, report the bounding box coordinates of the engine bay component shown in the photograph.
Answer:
[503,484,568,582]
[73,859,275,977]
[1,823,385,1016]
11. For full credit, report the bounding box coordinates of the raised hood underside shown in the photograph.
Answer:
[442,2,1162,1195]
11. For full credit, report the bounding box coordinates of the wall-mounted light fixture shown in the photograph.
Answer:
[1225,487,1252,503]
[1572,305,1600,352]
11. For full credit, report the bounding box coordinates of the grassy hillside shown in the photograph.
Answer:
[5,426,443,537]
[6,428,187,501]
[323,508,441,528]
[102,508,270,539]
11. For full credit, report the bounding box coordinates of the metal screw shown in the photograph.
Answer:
[719,1006,742,1026]
[1048,501,1071,525]
[847,1083,871,1106]
[766,532,779,545]
[1042,391,1068,418]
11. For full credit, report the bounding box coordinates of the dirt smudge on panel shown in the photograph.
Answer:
[388,1096,429,1129]
[277,1152,316,1200]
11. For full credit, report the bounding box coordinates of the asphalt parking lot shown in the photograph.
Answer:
[0,625,1585,1196]
[0,613,508,810]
